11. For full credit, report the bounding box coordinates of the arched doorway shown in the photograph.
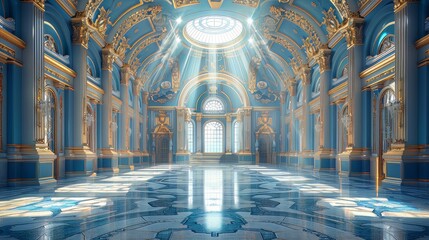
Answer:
[256,112,275,164]
[152,111,173,164]
[155,134,171,163]
[378,89,395,180]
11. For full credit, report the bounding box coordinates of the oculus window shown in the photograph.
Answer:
[204,121,223,153]
[184,16,244,48]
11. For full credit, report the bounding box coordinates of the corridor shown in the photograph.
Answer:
[0,165,428,239]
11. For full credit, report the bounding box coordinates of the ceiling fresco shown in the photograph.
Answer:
[67,0,360,104]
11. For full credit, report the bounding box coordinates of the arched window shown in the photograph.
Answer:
[86,104,95,152]
[340,106,349,153]
[234,121,240,153]
[45,90,56,152]
[187,121,194,153]
[204,121,223,153]
[378,35,394,55]
[112,111,119,149]
[381,89,395,153]
[203,98,224,113]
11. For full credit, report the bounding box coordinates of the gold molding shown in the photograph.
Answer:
[418,58,429,68]
[0,43,15,57]
[44,54,77,78]
[359,55,395,78]
[416,34,429,49]
[365,67,395,83]
[0,28,26,49]
[45,66,71,84]
[328,81,347,95]
[87,81,104,95]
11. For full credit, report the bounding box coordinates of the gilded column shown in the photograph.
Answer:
[383,0,420,183]
[118,65,133,170]
[236,110,243,153]
[288,81,298,166]
[338,17,370,176]
[279,91,287,163]
[176,107,186,153]
[9,0,56,185]
[300,67,314,168]
[65,12,96,177]
[243,107,252,153]
[226,114,232,154]
[141,91,150,163]
[314,48,336,171]
[196,113,202,154]
[176,108,190,162]
[98,45,118,173]
[132,82,141,165]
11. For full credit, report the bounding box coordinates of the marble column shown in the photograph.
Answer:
[8,0,56,185]
[314,49,336,171]
[132,82,141,165]
[98,46,118,173]
[196,113,202,154]
[384,0,421,184]
[300,67,314,168]
[288,82,298,166]
[65,13,97,177]
[118,65,133,170]
[279,91,288,164]
[236,110,243,153]
[240,108,252,162]
[141,91,150,163]
[338,17,370,176]
[176,107,190,162]
[226,114,232,154]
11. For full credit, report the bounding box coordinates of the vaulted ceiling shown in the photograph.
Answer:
[76,0,359,93]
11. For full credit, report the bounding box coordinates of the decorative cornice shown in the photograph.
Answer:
[328,81,347,95]
[0,28,26,49]
[360,55,395,78]
[394,0,419,12]
[44,54,77,78]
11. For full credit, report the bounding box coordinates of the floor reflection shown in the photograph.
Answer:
[0,164,428,239]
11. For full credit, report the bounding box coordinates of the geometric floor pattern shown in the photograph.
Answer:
[1,164,429,239]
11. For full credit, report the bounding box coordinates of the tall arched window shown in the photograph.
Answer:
[204,121,223,153]
[187,121,194,153]
[381,89,395,153]
[340,106,349,153]
[203,97,224,113]
[234,122,240,153]
[45,90,56,152]
[86,104,95,152]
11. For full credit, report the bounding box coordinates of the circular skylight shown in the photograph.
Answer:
[184,16,244,48]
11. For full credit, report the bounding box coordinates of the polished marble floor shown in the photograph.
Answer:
[1,164,429,240]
